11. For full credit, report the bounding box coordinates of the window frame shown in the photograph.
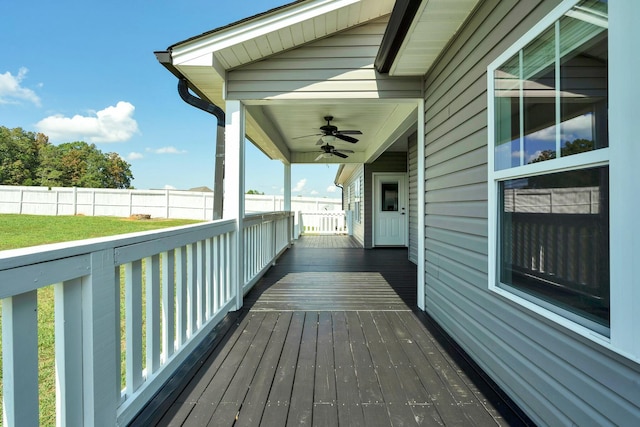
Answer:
[487,0,621,351]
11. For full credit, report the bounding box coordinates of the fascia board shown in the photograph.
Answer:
[171,0,360,67]
[387,0,428,76]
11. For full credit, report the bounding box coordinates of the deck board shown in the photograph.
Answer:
[132,236,534,427]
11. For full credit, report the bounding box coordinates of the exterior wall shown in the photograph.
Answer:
[422,0,640,425]
[341,165,365,246]
[227,16,421,100]
[364,152,407,248]
[407,132,418,264]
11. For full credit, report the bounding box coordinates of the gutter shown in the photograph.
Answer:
[154,50,226,219]
[374,0,422,73]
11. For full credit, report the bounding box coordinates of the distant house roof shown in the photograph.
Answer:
[189,186,213,192]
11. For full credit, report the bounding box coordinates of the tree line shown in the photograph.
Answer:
[0,126,133,189]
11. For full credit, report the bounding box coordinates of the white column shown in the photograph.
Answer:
[417,99,426,311]
[284,162,291,211]
[224,100,245,310]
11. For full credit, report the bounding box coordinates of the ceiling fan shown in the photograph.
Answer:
[314,144,354,161]
[294,115,363,144]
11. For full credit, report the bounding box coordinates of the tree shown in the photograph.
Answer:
[246,189,264,195]
[0,126,134,188]
[103,152,134,189]
[0,126,48,185]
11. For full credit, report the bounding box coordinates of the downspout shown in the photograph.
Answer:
[154,50,225,220]
[177,79,226,220]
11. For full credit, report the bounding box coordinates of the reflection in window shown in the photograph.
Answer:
[381,183,398,212]
[523,27,556,164]
[493,0,608,170]
[500,166,609,328]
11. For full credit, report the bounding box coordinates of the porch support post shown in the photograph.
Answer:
[284,162,291,211]
[417,99,426,311]
[284,162,293,243]
[224,100,245,311]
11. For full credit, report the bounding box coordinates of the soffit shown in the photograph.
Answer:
[388,0,480,76]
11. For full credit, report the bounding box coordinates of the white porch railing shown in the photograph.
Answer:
[243,212,294,295]
[0,212,293,426]
[298,211,348,235]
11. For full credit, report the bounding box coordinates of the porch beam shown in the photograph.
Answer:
[224,100,246,310]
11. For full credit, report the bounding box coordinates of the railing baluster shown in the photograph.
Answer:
[125,260,143,394]
[2,290,39,426]
[196,240,204,329]
[146,254,161,375]
[55,279,83,426]
[176,246,188,346]
[162,250,175,359]
[213,236,220,311]
[187,243,197,335]
[205,238,213,320]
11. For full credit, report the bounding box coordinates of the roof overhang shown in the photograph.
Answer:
[376,0,481,76]
[156,0,478,167]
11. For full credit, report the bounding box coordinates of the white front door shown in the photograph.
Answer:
[373,173,407,246]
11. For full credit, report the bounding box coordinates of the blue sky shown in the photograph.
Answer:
[0,0,341,198]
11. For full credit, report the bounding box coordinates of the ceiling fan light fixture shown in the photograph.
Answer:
[321,134,336,143]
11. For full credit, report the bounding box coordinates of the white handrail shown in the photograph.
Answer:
[0,213,294,426]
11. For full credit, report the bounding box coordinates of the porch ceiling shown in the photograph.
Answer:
[159,0,478,166]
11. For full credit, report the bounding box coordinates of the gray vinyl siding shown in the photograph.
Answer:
[226,17,421,100]
[422,0,640,426]
[408,133,418,264]
[364,152,407,249]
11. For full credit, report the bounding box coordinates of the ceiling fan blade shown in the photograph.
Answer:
[337,130,362,135]
[333,151,348,159]
[314,153,324,161]
[335,134,359,143]
[292,133,322,140]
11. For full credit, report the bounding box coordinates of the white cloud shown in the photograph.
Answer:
[0,67,41,106]
[310,190,319,195]
[127,152,144,160]
[561,114,593,141]
[35,101,139,143]
[326,185,337,193]
[292,178,307,192]
[147,146,187,154]
[163,184,176,190]
[527,150,543,163]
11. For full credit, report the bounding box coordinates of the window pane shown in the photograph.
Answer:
[559,2,608,156]
[494,54,521,170]
[523,27,557,165]
[500,166,609,327]
[381,183,398,211]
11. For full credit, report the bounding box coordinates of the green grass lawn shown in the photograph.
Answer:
[0,214,202,251]
[0,214,202,426]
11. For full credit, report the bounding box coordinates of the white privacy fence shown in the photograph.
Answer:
[0,212,294,426]
[0,185,341,219]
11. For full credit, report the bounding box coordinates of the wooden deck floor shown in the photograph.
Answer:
[131,236,533,426]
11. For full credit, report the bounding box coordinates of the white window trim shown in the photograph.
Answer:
[488,0,640,362]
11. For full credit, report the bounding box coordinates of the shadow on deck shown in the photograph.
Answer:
[131,236,534,426]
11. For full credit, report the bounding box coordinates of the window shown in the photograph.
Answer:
[489,0,609,334]
[354,178,361,223]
